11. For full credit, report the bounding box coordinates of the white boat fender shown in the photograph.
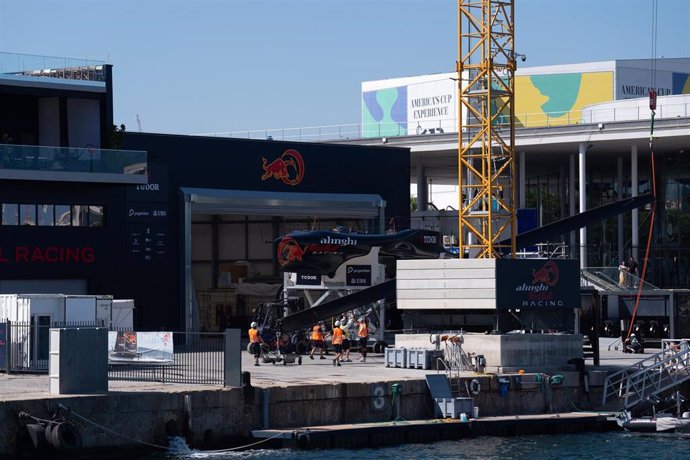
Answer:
[469,378,481,395]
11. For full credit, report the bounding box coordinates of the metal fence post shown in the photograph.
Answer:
[224,328,241,387]
[6,320,10,374]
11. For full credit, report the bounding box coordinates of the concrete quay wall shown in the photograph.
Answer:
[0,374,602,456]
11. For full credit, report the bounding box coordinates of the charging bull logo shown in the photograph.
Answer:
[261,149,305,186]
[277,237,305,267]
[531,260,559,286]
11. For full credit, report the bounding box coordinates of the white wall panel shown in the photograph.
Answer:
[397,278,495,289]
[397,298,497,310]
[397,289,496,299]
[396,268,495,279]
[397,259,497,310]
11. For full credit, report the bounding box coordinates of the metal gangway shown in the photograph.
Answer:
[581,266,659,292]
[602,339,690,410]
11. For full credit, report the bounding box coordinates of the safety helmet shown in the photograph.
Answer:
[631,333,636,337]
[251,322,258,328]
[335,321,341,327]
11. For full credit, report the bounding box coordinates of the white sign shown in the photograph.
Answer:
[108,331,174,364]
[407,78,458,135]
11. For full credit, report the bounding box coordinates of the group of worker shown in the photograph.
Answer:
[248,314,371,367]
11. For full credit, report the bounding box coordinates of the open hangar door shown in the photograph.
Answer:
[182,188,386,333]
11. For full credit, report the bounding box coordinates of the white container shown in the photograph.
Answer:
[473,406,479,418]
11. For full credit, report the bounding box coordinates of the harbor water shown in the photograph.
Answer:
[155,432,689,460]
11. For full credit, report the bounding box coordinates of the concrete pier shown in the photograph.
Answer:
[0,344,651,457]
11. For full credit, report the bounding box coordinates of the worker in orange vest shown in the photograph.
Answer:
[309,321,327,360]
[248,322,263,366]
[331,321,344,367]
[357,317,369,362]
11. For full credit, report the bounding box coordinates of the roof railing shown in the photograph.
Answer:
[196,100,690,142]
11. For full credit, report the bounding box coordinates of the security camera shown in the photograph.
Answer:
[521,55,526,62]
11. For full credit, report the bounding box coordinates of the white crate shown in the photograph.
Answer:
[384,347,407,368]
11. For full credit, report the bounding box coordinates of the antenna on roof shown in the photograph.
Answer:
[136,114,142,132]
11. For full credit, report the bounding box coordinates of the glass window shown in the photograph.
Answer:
[71,205,87,227]
[88,205,104,227]
[20,204,36,226]
[38,205,54,226]
[2,204,18,225]
[55,205,71,226]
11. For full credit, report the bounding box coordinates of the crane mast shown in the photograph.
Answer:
[457,0,517,258]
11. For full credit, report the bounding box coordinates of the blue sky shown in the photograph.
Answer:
[1,0,688,136]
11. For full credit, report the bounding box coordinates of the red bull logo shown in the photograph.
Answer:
[531,260,559,286]
[261,149,305,186]
[277,237,305,267]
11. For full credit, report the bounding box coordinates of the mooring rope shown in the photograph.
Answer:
[57,403,287,453]
[57,404,169,450]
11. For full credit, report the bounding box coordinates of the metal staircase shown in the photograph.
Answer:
[602,340,690,410]
[581,267,658,292]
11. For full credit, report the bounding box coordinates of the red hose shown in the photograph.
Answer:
[624,136,657,341]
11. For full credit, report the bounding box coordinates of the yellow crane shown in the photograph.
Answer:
[457,0,517,258]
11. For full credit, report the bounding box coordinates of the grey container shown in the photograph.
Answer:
[49,328,108,395]
[384,347,407,368]
[407,348,444,369]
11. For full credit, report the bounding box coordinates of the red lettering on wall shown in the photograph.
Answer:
[66,247,79,263]
[30,247,46,263]
[82,247,95,263]
[1,247,96,264]
[15,247,29,262]
[45,247,59,263]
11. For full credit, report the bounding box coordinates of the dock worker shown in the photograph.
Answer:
[248,322,263,366]
[331,320,344,367]
[341,314,355,362]
[309,321,327,360]
[357,317,369,362]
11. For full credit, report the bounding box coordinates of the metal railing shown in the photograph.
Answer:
[195,100,690,142]
[581,266,659,291]
[108,330,225,385]
[0,144,147,177]
[602,339,690,409]
[0,52,106,81]
[0,321,106,373]
[0,323,228,385]
[516,242,568,259]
